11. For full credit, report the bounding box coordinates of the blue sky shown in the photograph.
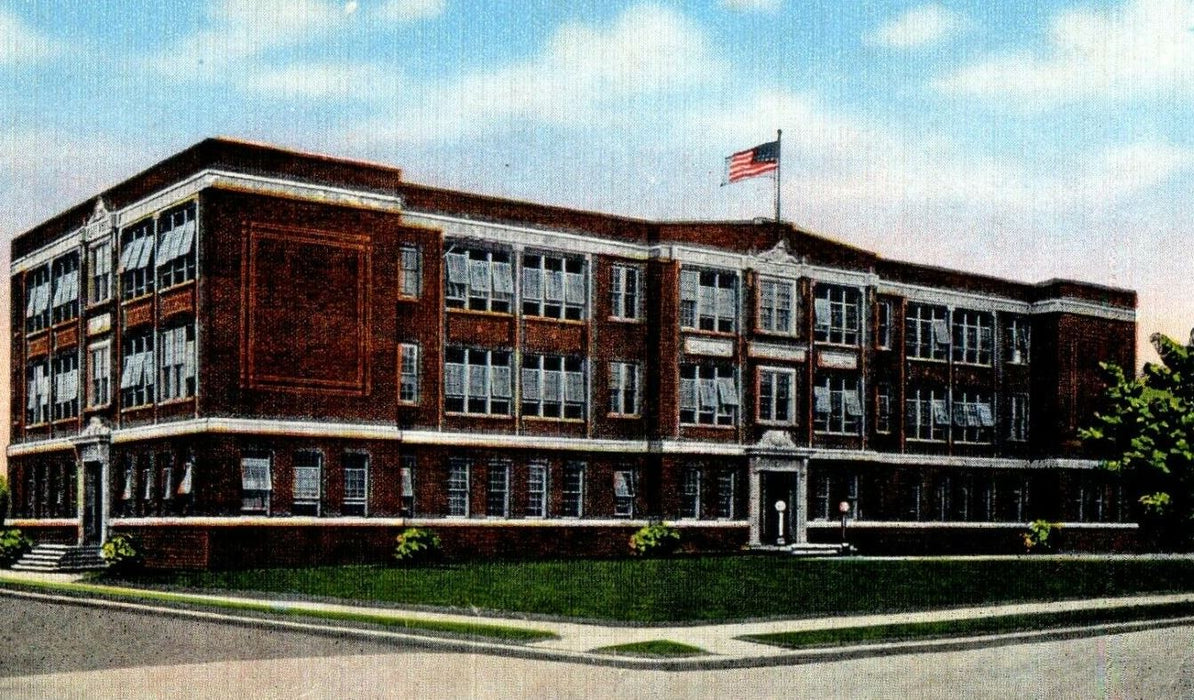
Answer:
[1,0,1191,366]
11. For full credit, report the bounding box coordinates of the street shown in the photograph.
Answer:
[2,595,1192,698]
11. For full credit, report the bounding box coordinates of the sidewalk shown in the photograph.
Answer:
[3,569,1193,669]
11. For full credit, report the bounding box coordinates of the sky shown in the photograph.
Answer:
[1,0,1192,471]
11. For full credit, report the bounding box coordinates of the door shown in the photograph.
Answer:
[761,472,798,545]
[82,461,103,545]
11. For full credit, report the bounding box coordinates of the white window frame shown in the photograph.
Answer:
[561,462,585,518]
[953,390,995,444]
[400,454,416,516]
[444,347,512,415]
[613,469,636,518]
[716,470,736,520]
[876,299,893,350]
[342,453,369,515]
[50,253,80,325]
[679,364,738,427]
[757,367,796,425]
[609,264,641,320]
[813,284,861,346]
[88,341,111,408]
[444,246,513,313]
[813,374,861,435]
[447,458,470,517]
[24,265,51,333]
[1007,317,1031,365]
[51,351,79,421]
[120,331,155,408]
[1009,393,1030,442]
[88,240,112,306]
[399,343,420,404]
[240,453,272,514]
[522,354,585,420]
[156,203,197,290]
[158,324,196,402]
[906,303,949,361]
[906,387,948,442]
[522,252,586,320]
[875,383,893,434]
[952,310,993,366]
[757,277,796,335]
[400,245,422,298]
[526,461,548,518]
[293,451,323,513]
[25,360,50,425]
[608,361,641,417]
[119,219,155,300]
[680,268,737,333]
[680,467,701,519]
[486,461,511,518]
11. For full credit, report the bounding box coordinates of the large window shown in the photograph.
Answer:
[953,391,995,443]
[952,310,993,365]
[906,304,949,361]
[1007,316,1031,365]
[716,471,737,519]
[25,360,50,425]
[609,264,640,320]
[526,461,548,518]
[608,361,640,416]
[158,323,196,401]
[1008,393,1030,442]
[757,367,796,425]
[906,387,948,442]
[445,247,513,312]
[400,454,416,517]
[813,374,862,434]
[521,354,585,419]
[561,462,585,517]
[757,277,795,334]
[51,352,79,421]
[486,461,510,517]
[293,451,322,516]
[680,269,737,333]
[51,253,79,324]
[156,203,196,289]
[679,364,738,426]
[523,253,585,320]
[400,245,422,298]
[444,347,512,415]
[88,342,111,408]
[342,453,369,516]
[447,458,470,517]
[680,467,701,519]
[120,331,155,408]
[120,219,155,300]
[613,469,636,517]
[88,241,112,305]
[399,343,419,403]
[240,453,272,514]
[813,284,860,345]
[24,266,51,333]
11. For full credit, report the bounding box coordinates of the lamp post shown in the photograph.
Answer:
[838,500,851,551]
[775,500,787,546]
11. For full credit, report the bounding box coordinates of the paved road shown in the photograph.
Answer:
[2,596,1193,698]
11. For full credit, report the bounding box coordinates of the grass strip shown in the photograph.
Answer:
[741,601,1194,650]
[0,575,556,643]
[592,640,707,657]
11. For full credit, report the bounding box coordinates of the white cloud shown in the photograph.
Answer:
[720,0,782,11]
[377,0,445,22]
[0,10,57,64]
[865,4,966,48]
[937,0,1194,107]
[242,63,401,98]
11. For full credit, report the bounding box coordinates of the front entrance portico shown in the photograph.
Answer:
[72,418,112,547]
[747,430,810,547]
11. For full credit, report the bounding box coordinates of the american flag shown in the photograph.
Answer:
[724,139,780,184]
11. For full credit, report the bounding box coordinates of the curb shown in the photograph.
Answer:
[3,585,1193,671]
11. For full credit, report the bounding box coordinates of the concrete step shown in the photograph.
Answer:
[11,544,107,572]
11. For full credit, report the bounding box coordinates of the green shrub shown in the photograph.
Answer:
[101,533,143,573]
[0,528,32,568]
[393,527,442,565]
[0,473,9,524]
[1022,520,1062,553]
[629,522,681,557]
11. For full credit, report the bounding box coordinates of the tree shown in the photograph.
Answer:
[1080,331,1194,549]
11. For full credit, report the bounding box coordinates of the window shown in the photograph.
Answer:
[526,461,548,518]
[160,453,175,502]
[613,469,636,517]
[51,352,79,421]
[953,391,995,443]
[608,361,640,416]
[24,266,51,333]
[906,387,948,442]
[952,311,993,365]
[121,331,155,408]
[1009,393,1030,442]
[680,269,737,333]
[757,277,795,334]
[342,453,369,516]
[444,347,512,415]
[813,284,861,345]
[88,241,112,305]
[813,374,861,434]
[486,461,510,517]
[25,360,50,425]
[120,219,155,300]
[240,453,272,514]
[400,245,422,298]
[561,462,585,517]
[399,343,419,403]
[447,458,470,517]
[757,368,795,424]
[88,342,111,407]
[293,451,322,516]
[679,364,738,426]
[522,354,585,419]
[1007,316,1031,365]
[523,253,585,320]
[400,455,416,517]
[680,468,701,519]
[156,204,196,289]
[444,247,512,313]
[141,461,154,501]
[875,383,892,434]
[875,300,893,349]
[716,471,736,519]
[50,253,80,324]
[906,304,949,361]
[609,264,640,320]
[158,323,196,401]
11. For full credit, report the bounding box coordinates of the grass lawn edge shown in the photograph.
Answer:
[591,639,708,657]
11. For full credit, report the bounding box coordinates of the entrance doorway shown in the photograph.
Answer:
[761,471,800,545]
[82,461,103,545]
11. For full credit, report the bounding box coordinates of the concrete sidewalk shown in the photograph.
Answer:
[3,569,1193,669]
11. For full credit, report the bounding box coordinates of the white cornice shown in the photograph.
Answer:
[405,211,648,260]
[1030,298,1135,323]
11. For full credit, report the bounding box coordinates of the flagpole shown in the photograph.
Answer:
[774,129,782,223]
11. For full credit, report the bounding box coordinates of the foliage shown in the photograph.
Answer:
[0,528,32,568]
[392,527,442,565]
[1021,520,1061,553]
[101,533,143,573]
[1080,332,1194,549]
[0,473,8,523]
[628,522,681,557]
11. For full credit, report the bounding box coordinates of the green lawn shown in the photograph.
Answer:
[592,640,707,657]
[127,557,1194,624]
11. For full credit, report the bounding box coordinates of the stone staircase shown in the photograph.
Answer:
[11,543,107,572]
